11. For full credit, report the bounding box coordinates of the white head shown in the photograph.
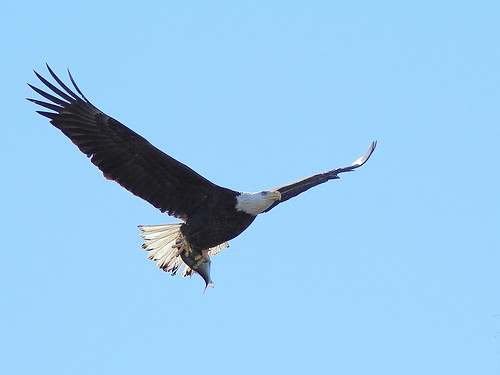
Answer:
[235,190,282,215]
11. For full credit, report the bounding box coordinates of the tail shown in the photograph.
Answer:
[138,223,229,278]
[138,223,185,275]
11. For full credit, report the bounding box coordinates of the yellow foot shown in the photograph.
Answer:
[172,239,190,256]
[191,249,210,269]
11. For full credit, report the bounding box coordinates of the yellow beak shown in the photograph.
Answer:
[270,191,282,201]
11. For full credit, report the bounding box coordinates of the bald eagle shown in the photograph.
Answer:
[28,65,376,290]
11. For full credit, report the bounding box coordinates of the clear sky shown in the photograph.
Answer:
[2,1,499,374]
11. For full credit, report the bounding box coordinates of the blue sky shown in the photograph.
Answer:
[2,1,499,374]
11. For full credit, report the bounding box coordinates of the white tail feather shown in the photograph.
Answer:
[138,223,229,277]
[138,223,184,275]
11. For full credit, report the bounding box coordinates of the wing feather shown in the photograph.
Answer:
[264,141,376,212]
[28,65,236,220]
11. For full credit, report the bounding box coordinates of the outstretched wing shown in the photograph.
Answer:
[28,65,236,220]
[264,141,376,213]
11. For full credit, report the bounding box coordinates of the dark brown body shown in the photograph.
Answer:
[181,199,256,250]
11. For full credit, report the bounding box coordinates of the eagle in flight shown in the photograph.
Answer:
[28,65,376,291]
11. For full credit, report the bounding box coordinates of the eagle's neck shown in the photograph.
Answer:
[235,192,275,216]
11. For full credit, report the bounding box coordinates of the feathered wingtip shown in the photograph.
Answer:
[351,141,377,168]
[28,64,90,103]
[328,141,377,177]
[27,64,96,123]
